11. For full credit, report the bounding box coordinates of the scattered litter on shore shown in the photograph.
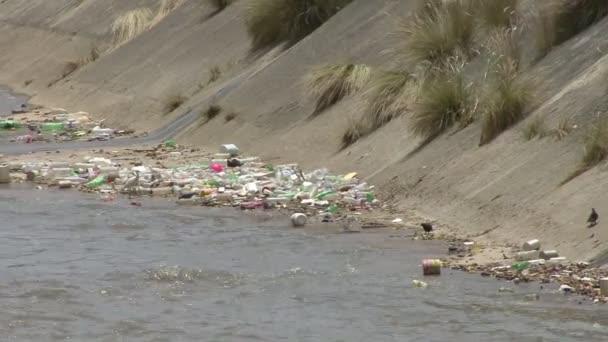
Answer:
[2,143,382,227]
[1,107,135,143]
[443,238,608,303]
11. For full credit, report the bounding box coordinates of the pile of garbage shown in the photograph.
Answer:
[445,238,608,303]
[1,108,134,143]
[5,143,380,215]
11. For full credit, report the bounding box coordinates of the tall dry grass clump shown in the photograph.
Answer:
[152,0,184,23]
[562,117,608,184]
[245,0,353,51]
[341,119,366,149]
[394,0,475,65]
[304,64,371,115]
[535,0,608,58]
[581,118,608,168]
[338,70,415,148]
[485,28,521,76]
[410,61,476,138]
[364,70,416,130]
[549,115,575,140]
[112,8,153,46]
[479,62,533,145]
[523,115,547,140]
[478,27,532,145]
[163,93,187,114]
[476,0,518,29]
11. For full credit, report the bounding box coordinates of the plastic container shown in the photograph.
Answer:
[291,213,307,227]
[546,257,567,266]
[522,239,541,251]
[0,120,22,129]
[210,164,224,173]
[422,259,441,276]
[539,250,559,260]
[86,175,106,188]
[92,127,114,136]
[512,261,529,271]
[0,165,10,184]
[515,250,539,261]
[220,144,240,156]
[50,168,74,178]
[58,181,73,189]
[41,122,64,131]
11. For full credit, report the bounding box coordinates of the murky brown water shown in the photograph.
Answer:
[0,185,607,341]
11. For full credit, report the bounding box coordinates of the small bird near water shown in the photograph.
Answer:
[421,223,433,233]
[587,208,599,227]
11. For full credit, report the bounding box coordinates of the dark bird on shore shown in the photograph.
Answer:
[227,158,243,168]
[179,193,196,200]
[421,223,433,233]
[587,208,599,227]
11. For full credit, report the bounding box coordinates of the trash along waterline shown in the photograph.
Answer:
[2,141,608,303]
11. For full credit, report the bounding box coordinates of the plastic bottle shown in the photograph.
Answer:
[86,175,106,188]
[512,261,529,271]
[42,122,65,131]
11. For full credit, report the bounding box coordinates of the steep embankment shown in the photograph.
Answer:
[1,0,608,263]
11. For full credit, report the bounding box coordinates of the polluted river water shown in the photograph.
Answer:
[1,186,608,341]
[1,90,608,341]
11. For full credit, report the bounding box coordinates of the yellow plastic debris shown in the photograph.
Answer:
[344,172,358,180]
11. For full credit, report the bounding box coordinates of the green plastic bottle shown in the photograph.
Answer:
[512,261,529,271]
[42,122,64,131]
[165,139,176,148]
[206,179,221,187]
[315,191,334,200]
[86,175,106,188]
[0,120,22,129]
[366,193,375,202]
[326,205,338,213]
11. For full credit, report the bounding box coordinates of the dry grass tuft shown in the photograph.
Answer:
[159,0,181,16]
[208,66,222,84]
[479,75,533,145]
[479,27,533,145]
[411,61,476,139]
[581,118,608,167]
[164,94,187,114]
[365,69,415,130]
[245,0,353,51]
[224,112,237,122]
[523,115,547,140]
[62,61,82,78]
[476,0,518,29]
[485,28,520,75]
[562,117,608,184]
[112,8,153,46]
[394,0,475,65]
[152,0,183,23]
[341,120,366,149]
[304,63,371,115]
[549,115,575,140]
[203,104,222,122]
[535,0,608,58]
